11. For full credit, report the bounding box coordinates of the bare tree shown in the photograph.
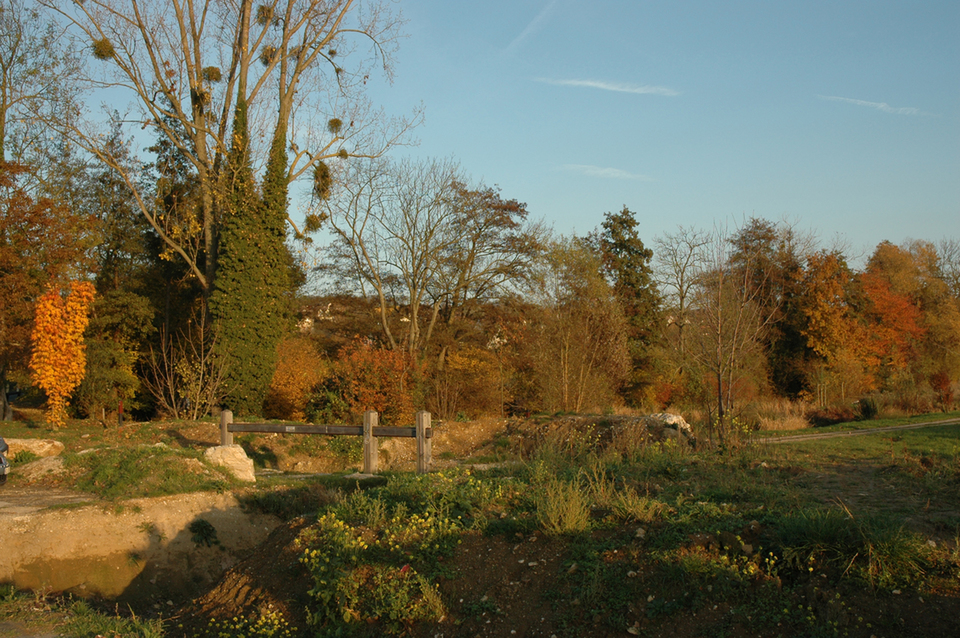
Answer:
[938,238,960,299]
[0,0,82,176]
[323,156,461,357]
[431,182,546,328]
[141,308,229,419]
[323,158,546,361]
[41,0,416,291]
[654,226,711,366]
[685,224,780,442]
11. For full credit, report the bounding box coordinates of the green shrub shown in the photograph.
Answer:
[299,509,450,634]
[326,435,363,463]
[856,397,880,420]
[13,450,39,464]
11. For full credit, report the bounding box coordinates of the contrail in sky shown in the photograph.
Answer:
[503,0,558,57]
[538,78,679,96]
[562,164,655,181]
[818,95,919,115]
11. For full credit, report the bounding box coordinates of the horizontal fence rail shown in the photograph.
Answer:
[225,423,431,438]
[219,409,432,474]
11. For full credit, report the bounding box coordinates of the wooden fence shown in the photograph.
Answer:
[219,409,433,474]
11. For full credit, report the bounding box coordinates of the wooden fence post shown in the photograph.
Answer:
[416,411,432,474]
[220,409,233,446]
[363,411,379,474]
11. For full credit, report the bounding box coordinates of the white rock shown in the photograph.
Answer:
[646,413,694,439]
[203,445,255,482]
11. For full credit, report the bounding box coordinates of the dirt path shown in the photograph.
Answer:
[0,487,96,516]
[757,417,960,444]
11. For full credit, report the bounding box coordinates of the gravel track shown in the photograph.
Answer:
[757,417,960,444]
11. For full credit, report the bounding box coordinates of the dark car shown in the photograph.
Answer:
[0,437,9,485]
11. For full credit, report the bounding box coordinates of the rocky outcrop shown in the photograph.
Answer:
[16,456,66,480]
[5,438,65,458]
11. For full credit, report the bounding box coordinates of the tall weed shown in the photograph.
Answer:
[534,473,591,535]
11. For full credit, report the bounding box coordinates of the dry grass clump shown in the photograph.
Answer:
[753,398,812,431]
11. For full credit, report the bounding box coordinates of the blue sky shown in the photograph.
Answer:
[364,0,960,258]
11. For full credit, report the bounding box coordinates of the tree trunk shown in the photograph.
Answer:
[1,375,12,422]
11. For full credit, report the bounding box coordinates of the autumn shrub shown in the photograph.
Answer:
[263,336,328,421]
[307,338,418,425]
[805,404,856,427]
[890,378,938,414]
[29,281,96,428]
[929,371,955,410]
[429,344,504,419]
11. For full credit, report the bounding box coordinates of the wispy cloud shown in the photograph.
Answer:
[562,164,654,181]
[503,0,558,57]
[818,95,919,115]
[537,78,680,97]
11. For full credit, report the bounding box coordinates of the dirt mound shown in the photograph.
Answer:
[509,413,694,456]
[175,518,315,637]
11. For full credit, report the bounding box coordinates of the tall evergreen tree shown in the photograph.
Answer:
[209,95,290,415]
[588,207,663,406]
[728,218,809,396]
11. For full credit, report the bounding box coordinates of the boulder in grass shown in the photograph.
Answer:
[203,445,255,482]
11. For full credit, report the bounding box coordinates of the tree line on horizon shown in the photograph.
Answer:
[0,0,957,438]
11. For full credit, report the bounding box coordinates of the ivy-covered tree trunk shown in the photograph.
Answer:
[208,96,290,415]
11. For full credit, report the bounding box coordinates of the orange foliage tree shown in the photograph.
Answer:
[29,281,96,427]
[313,337,419,426]
[795,250,872,402]
[859,271,926,374]
[0,162,94,421]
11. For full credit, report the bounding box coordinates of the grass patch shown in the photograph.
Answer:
[62,599,164,638]
[777,505,931,589]
[0,586,163,637]
[67,445,234,499]
[238,477,343,520]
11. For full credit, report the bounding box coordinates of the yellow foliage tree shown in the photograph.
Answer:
[430,345,503,419]
[264,336,328,421]
[29,281,96,428]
